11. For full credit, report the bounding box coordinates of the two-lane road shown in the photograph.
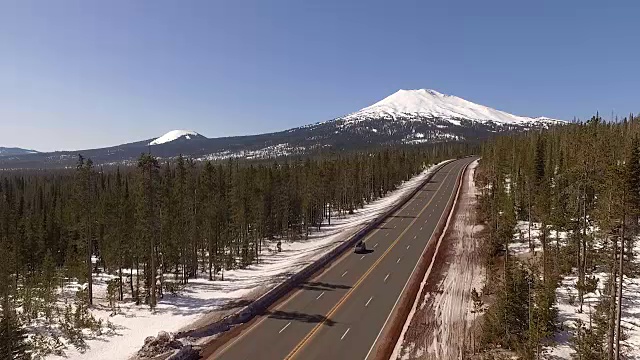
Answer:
[205,157,474,360]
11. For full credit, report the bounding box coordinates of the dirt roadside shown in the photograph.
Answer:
[394,160,484,360]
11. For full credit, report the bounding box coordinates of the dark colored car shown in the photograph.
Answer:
[354,240,366,254]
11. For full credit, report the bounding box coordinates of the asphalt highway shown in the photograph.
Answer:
[207,157,474,360]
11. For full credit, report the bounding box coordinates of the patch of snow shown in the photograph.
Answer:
[403,131,463,144]
[199,143,308,161]
[149,130,199,146]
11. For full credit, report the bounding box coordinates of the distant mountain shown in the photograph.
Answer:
[0,147,38,157]
[148,130,207,146]
[341,89,561,127]
[288,89,563,148]
[0,89,564,168]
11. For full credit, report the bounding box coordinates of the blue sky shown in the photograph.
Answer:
[1,0,638,151]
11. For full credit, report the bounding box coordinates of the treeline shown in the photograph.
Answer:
[0,143,472,357]
[475,114,639,359]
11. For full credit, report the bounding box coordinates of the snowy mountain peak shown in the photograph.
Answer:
[343,88,563,126]
[149,130,203,146]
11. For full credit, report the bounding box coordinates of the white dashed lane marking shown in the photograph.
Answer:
[279,322,291,333]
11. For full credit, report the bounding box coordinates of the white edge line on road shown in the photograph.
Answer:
[340,328,350,340]
[279,322,292,334]
[364,160,470,360]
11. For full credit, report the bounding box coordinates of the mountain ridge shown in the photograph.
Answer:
[0,147,39,157]
[0,88,563,168]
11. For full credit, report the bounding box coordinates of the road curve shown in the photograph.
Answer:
[204,157,475,360]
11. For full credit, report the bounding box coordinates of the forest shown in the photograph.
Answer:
[475,114,640,359]
[0,143,471,358]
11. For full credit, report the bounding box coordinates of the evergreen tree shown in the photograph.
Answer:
[0,308,30,360]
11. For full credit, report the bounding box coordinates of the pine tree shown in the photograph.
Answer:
[75,155,95,306]
[137,153,160,309]
[0,308,30,360]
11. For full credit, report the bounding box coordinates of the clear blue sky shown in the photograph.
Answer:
[1,0,638,151]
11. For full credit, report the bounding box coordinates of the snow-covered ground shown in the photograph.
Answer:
[510,221,568,258]
[546,240,640,359]
[510,220,640,358]
[41,161,448,360]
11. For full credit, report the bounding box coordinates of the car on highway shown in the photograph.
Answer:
[354,240,367,253]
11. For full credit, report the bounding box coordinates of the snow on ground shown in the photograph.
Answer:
[545,239,640,359]
[510,220,639,358]
[510,221,568,258]
[44,161,448,360]
[199,143,308,161]
[394,159,484,359]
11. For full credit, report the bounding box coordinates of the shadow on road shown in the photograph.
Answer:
[266,310,337,326]
[389,215,416,219]
[297,281,351,292]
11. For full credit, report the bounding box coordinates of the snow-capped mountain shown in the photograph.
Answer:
[283,88,564,148]
[149,130,205,146]
[342,89,562,127]
[0,89,564,168]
